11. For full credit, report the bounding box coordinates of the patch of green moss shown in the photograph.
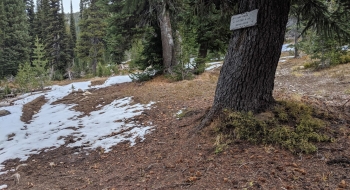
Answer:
[216,101,332,154]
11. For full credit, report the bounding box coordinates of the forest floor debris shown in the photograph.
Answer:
[1,55,350,189]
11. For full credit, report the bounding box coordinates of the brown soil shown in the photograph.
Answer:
[20,95,47,123]
[1,57,350,189]
[51,77,109,87]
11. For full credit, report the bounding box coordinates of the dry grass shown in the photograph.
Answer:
[118,71,219,104]
[51,77,108,86]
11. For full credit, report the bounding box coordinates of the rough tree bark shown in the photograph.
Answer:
[197,0,291,130]
[158,2,176,73]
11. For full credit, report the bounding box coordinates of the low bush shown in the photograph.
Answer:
[129,65,161,82]
[166,64,194,82]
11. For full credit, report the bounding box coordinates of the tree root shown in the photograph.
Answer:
[190,106,219,136]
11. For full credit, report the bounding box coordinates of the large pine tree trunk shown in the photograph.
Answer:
[198,0,291,129]
[158,3,176,73]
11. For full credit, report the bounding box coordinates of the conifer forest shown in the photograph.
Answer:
[1,1,350,189]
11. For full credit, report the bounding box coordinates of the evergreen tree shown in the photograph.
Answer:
[183,1,235,73]
[0,1,5,78]
[79,0,89,19]
[33,0,43,40]
[70,0,77,46]
[198,0,350,130]
[76,0,107,75]
[44,0,71,79]
[25,0,36,61]
[34,0,50,46]
[124,0,179,73]
[0,0,31,77]
[32,36,49,89]
[16,36,49,91]
[105,0,141,64]
[25,0,36,40]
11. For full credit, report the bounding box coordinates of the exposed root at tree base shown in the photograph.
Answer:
[191,106,218,135]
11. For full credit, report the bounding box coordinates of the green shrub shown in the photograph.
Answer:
[4,85,11,95]
[129,72,153,82]
[16,37,50,91]
[216,101,332,154]
[166,64,194,82]
[129,65,161,82]
[52,70,64,81]
[96,62,112,77]
[16,62,36,92]
[194,58,206,75]
[112,65,119,75]
[303,61,319,69]
[97,62,104,77]
[299,31,349,69]
[339,53,350,64]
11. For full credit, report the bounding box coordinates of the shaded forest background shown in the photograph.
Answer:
[0,0,349,91]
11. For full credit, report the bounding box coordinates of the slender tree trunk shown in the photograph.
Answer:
[194,42,208,74]
[294,33,299,58]
[91,37,98,75]
[198,42,208,59]
[197,0,291,130]
[158,2,176,73]
[294,17,300,58]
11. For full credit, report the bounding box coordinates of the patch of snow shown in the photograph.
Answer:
[176,110,183,115]
[206,62,222,71]
[0,75,154,165]
[92,75,132,88]
[279,56,294,62]
[280,56,294,59]
[282,44,294,52]
[0,184,7,189]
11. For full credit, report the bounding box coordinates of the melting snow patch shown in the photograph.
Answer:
[0,164,7,175]
[279,56,294,62]
[282,44,294,52]
[0,185,7,189]
[0,75,154,164]
[206,62,222,71]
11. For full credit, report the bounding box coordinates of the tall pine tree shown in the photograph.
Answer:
[0,1,5,78]
[25,0,36,61]
[0,0,31,77]
[42,0,71,79]
[105,0,144,64]
[70,0,77,46]
[76,0,107,75]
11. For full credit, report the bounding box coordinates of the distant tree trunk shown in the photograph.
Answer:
[198,42,208,59]
[294,17,300,58]
[294,33,299,58]
[91,37,99,75]
[193,42,208,74]
[197,0,291,130]
[158,3,176,73]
